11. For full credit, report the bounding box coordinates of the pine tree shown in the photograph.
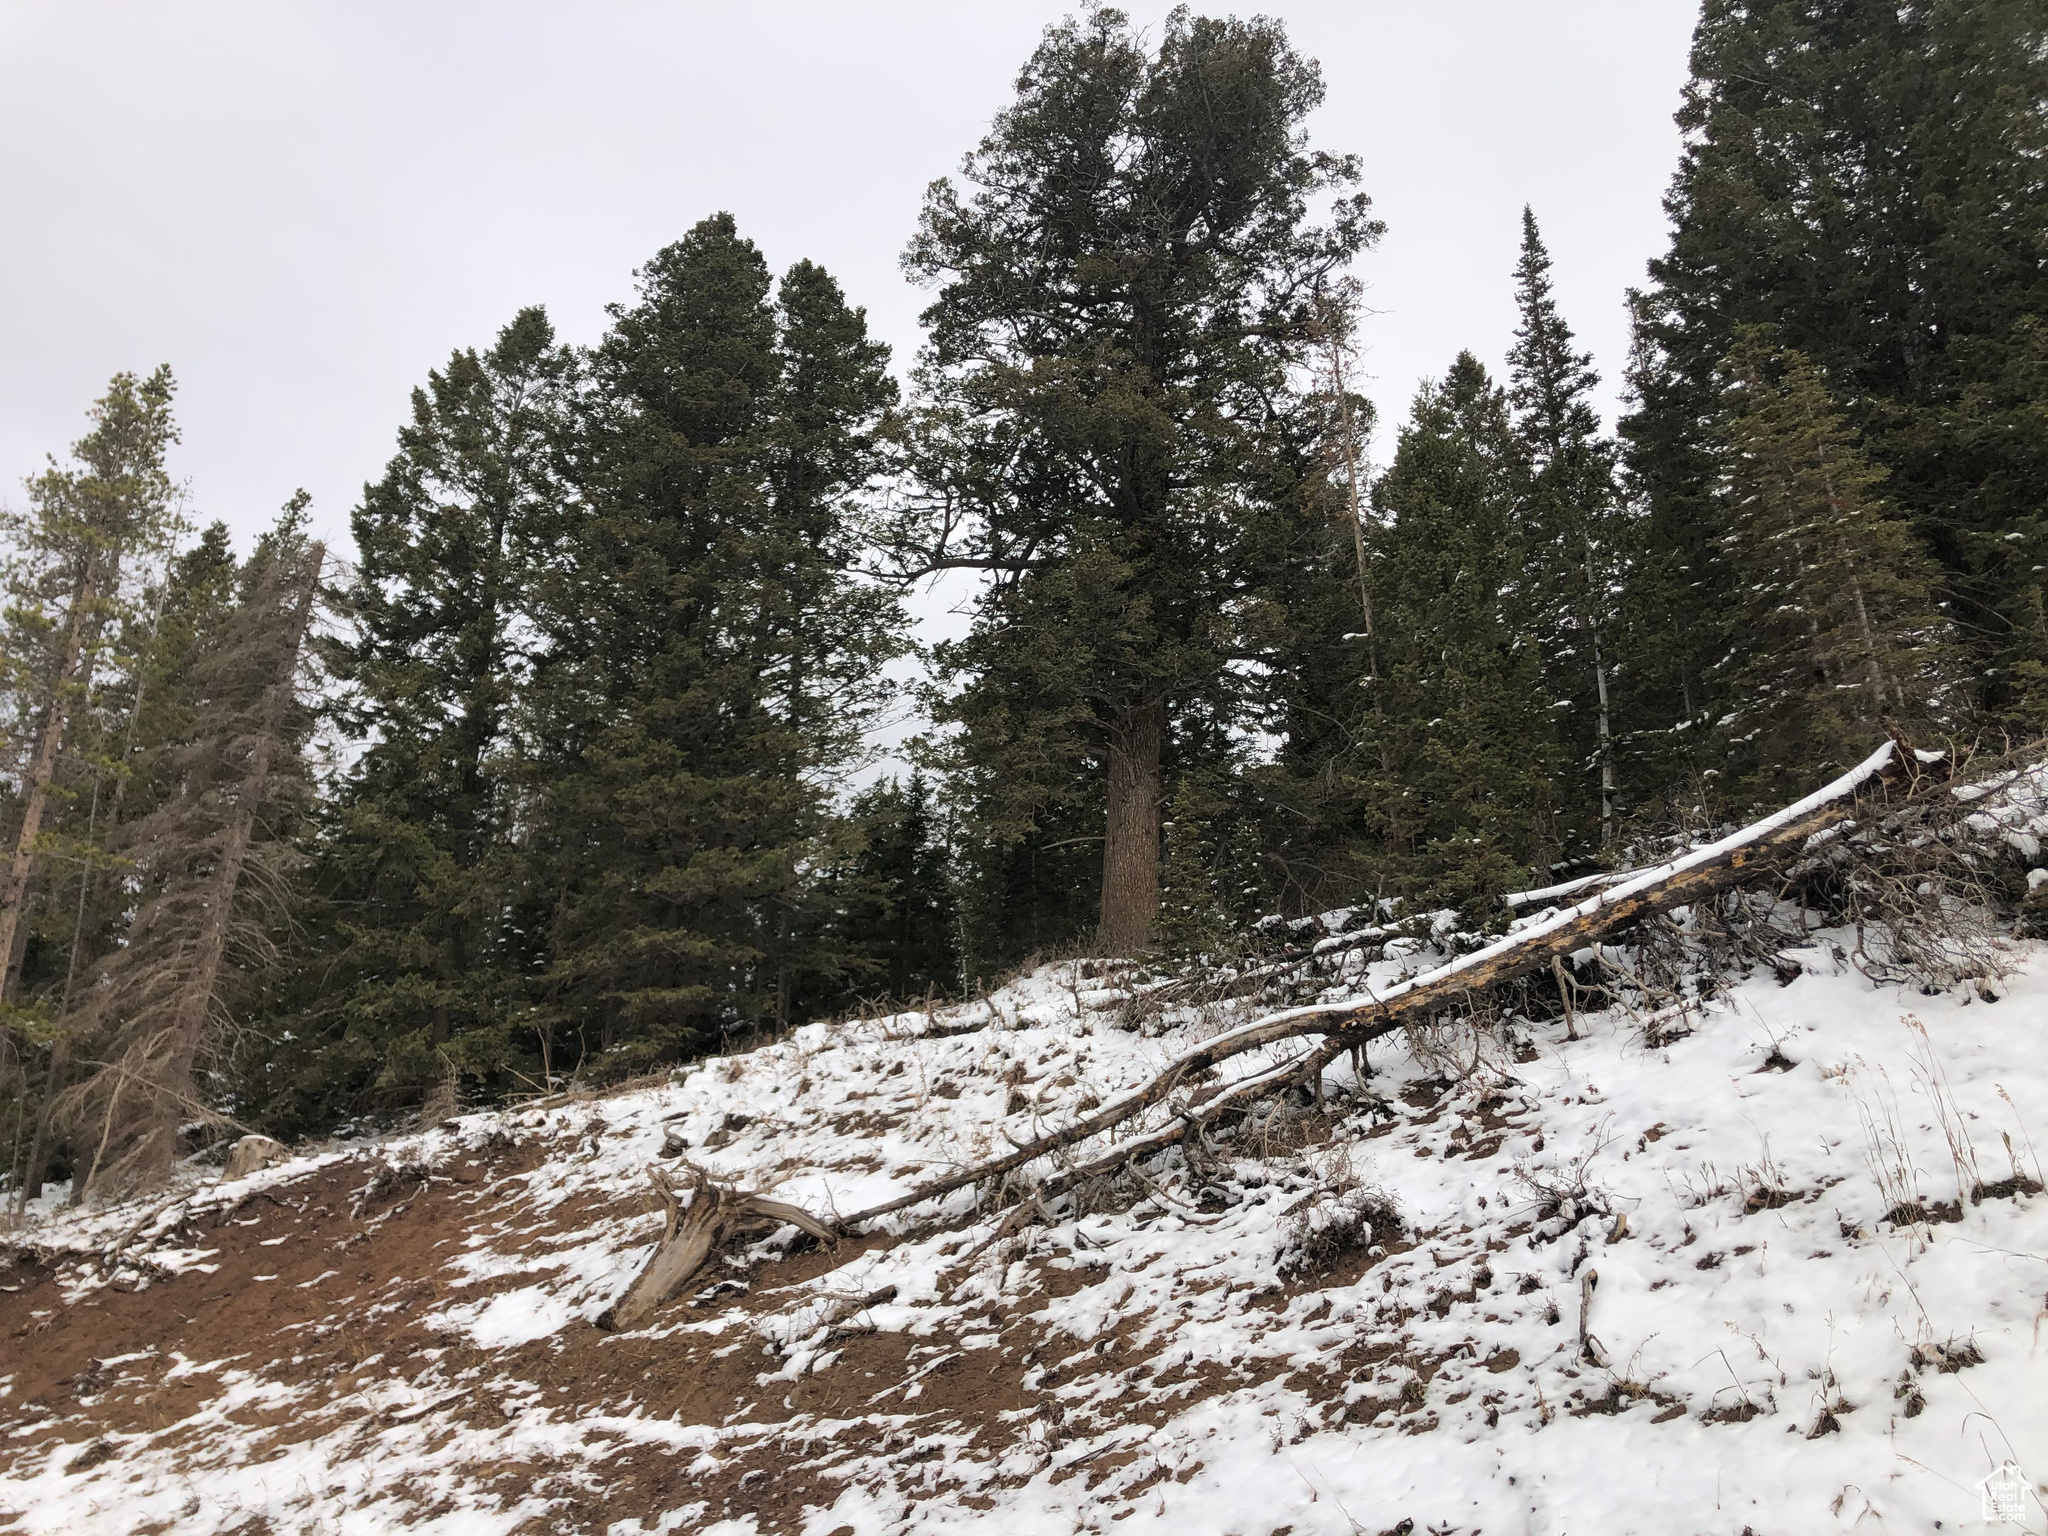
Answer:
[525,215,901,1073]
[805,773,959,1010]
[8,522,241,1208]
[1352,354,1564,913]
[0,368,184,999]
[0,370,188,1208]
[1623,0,2048,729]
[899,8,1380,955]
[1507,208,1623,852]
[54,516,323,1199]
[298,307,575,1111]
[1715,331,1956,800]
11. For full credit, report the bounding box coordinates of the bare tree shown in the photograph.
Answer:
[56,525,323,1201]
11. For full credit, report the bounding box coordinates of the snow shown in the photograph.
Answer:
[425,1285,581,1348]
[7,761,2048,1533]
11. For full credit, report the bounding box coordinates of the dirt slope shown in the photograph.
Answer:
[5,926,2047,1535]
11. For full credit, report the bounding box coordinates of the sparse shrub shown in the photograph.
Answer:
[1510,1126,1614,1234]
[1279,1171,1402,1280]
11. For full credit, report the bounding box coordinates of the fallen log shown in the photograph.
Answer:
[835,740,1909,1230]
[1036,1033,1355,1202]
[598,742,1924,1328]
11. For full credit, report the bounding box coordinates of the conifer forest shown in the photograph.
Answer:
[4,0,2045,1211]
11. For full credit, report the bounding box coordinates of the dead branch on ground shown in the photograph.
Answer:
[832,740,1913,1232]
[599,1163,836,1332]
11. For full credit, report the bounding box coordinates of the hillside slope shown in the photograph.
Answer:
[4,921,2046,1534]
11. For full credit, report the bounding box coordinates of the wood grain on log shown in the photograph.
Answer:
[601,1164,837,1331]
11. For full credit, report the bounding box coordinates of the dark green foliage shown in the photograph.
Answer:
[898,7,1380,956]
[5,527,240,1021]
[523,214,902,1074]
[1156,767,1268,959]
[276,308,575,1118]
[1352,355,1565,913]
[804,773,960,1011]
[0,368,187,1003]
[1623,0,2048,732]
[1508,208,1624,852]
[1714,331,1957,801]
[243,224,906,1128]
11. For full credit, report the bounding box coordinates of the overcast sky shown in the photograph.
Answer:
[0,1,1698,570]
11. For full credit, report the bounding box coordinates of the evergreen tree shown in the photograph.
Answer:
[44,526,243,1008]
[290,307,575,1113]
[1355,355,1563,912]
[6,522,242,1207]
[0,368,184,999]
[1714,331,1956,800]
[0,370,188,1207]
[1507,208,1623,851]
[525,215,900,1074]
[118,525,242,829]
[1257,305,1386,915]
[899,8,1380,955]
[806,773,959,1009]
[1623,0,2048,729]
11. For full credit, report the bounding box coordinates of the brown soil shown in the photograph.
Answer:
[0,1130,1464,1535]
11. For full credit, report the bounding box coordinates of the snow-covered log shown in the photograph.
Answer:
[838,741,1909,1229]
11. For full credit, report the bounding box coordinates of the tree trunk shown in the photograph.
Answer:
[1097,698,1165,956]
[1592,628,1616,846]
[0,557,100,999]
[600,1163,836,1331]
[1321,316,1377,677]
[1580,538,1615,846]
[14,1036,67,1211]
[1846,572,1894,716]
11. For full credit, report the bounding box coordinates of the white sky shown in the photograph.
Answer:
[0,0,1698,587]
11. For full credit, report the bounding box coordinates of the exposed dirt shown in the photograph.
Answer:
[1,1128,1459,1535]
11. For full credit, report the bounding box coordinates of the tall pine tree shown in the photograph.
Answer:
[1351,354,1564,912]
[0,370,187,1207]
[899,8,1379,955]
[1623,0,2048,729]
[0,368,185,999]
[293,307,576,1114]
[1507,209,1624,853]
[1714,331,1957,799]
[525,215,900,1074]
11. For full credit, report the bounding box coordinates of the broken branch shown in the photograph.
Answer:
[599,1163,837,1331]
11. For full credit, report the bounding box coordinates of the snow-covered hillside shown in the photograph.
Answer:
[4,917,2046,1534]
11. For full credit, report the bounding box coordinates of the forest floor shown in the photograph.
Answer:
[4,916,2047,1534]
